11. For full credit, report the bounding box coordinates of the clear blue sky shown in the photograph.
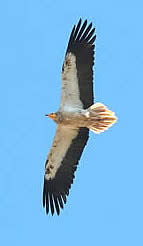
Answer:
[0,0,143,245]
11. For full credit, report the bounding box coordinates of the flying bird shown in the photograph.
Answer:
[43,19,117,215]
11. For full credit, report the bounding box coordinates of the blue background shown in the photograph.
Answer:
[0,0,143,245]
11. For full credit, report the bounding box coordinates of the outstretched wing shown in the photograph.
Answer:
[60,19,96,111]
[43,125,89,215]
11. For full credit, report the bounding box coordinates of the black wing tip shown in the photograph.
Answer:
[43,196,64,216]
[43,179,67,216]
[77,18,82,25]
[76,18,95,29]
[77,18,87,23]
[43,194,67,216]
[67,18,96,53]
[89,35,96,45]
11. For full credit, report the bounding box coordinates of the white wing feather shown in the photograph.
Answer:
[45,125,79,180]
[60,52,83,111]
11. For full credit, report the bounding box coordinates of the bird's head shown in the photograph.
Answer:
[45,112,57,121]
[45,112,62,123]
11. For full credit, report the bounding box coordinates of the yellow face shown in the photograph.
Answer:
[46,113,57,120]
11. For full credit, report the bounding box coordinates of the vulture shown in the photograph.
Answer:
[43,19,117,215]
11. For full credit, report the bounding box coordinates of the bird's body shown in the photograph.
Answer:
[49,105,116,130]
[43,19,117,215]
[49,109,89,127]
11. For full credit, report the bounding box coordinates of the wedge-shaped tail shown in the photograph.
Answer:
[87,103,117,134]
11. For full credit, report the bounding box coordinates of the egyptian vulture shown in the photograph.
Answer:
[43,19,117,215]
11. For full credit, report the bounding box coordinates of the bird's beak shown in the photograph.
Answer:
[45,113,56,119]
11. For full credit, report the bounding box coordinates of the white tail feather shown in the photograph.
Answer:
[87,103,117,134]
